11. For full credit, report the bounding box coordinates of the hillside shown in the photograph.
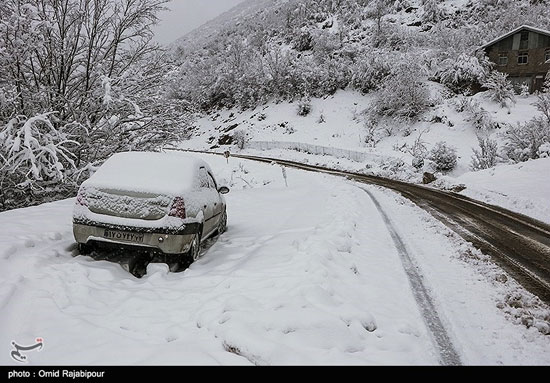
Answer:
[167,0,550,223]
[168,0,550,109]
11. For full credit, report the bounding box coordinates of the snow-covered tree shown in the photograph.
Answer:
[471,135,499,170]
[429,141,458,172]
[422,0,445,24]
[482,71,516,108]
[502,118,550,162]
[534,72,550,123]
[371,63,431,121]
[351,50,393,93]
[0,0,191,210]
[0,113,77,185]
[438,53,492,93]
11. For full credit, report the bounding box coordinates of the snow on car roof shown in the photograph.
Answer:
[82,151,211,195]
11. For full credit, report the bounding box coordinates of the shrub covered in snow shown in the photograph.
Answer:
[438,53,492,94]
[471,135,499,171]
[350,52,393,93]
[534,73,550,123]
[502,118,550,162]
[233,130,250,150]
[537,142,550,158]
[453,97,497,130]
[362,120,382,148]
[0,113,77,185]
[482,71,516,108]
[429,141,458,172]
[370,64,431,121]
[422,0,446,24]
[519,83,530,98]
[297,98,312,116]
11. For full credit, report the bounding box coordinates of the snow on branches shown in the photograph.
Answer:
[0,113,77,186]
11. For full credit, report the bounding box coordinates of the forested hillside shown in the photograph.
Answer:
[168,0,550,184]
[169,0,550,110]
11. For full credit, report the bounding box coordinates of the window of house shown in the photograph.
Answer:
[498,53,508,66]
[545,49,550,63]
[517,51,528,65]
[519,31,529,50]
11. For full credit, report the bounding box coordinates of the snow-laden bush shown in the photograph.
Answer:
[422,0,446,23]
[502,118,550,162]
[0,113,80,210]
[534,73,550,123]
[537,142,550,158]
[350,52,393,93]
[519,82,530,98]
[407,130,429,169]
[467,100,498,131]
[429,141,458,172]
[471,135,499,171]
[362,120,382,148]
[297,97,312,116]
[233,130,250,150]
[370,64,431,121]
[453,97,497,130]
[482,71,516,108]
[0,113,77,186]
[438,53,492,93]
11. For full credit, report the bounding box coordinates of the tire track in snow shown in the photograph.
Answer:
[359,186,462,366]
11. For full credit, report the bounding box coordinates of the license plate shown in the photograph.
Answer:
[103,229,144,243]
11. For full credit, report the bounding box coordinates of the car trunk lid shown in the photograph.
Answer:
[86,188,173,220]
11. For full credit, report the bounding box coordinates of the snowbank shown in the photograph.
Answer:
[455,158,550,224]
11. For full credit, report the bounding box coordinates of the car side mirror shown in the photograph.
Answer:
[218,186,230,195]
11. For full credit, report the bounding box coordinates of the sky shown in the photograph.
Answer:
[152,0,246,45]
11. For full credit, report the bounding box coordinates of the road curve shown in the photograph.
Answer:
[170,149,550,305]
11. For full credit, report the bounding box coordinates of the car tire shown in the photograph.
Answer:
[188,233,201,262]
[171,230,202,272]
[217,209,227,235]
[78,242,93,255]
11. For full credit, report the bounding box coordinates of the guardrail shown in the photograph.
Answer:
[246,140,396,164]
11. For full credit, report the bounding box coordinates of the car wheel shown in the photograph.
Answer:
[172,232,202,272]
[217,210,227,235]
[186,234,201,264]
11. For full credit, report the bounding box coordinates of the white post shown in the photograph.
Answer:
[281,167,288,187]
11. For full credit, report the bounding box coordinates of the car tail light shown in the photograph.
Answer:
[169,197,186,219]
[76,190,88,206]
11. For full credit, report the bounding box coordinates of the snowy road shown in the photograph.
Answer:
[220,152,550,306]
[1,154,549,365]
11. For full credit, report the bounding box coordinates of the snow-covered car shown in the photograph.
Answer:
[72,152,229,267]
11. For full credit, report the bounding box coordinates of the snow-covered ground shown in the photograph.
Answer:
[454,158,550,224]
[1,154,549,365]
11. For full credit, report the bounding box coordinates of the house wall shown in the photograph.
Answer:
[485,31,550,92]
